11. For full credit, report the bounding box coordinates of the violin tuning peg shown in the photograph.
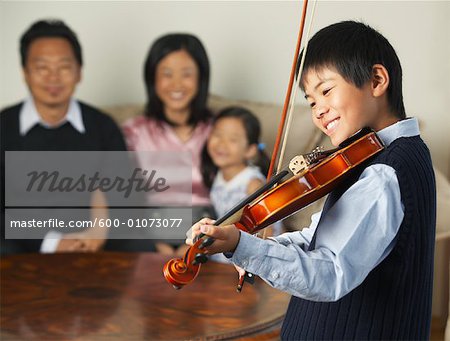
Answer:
[193,253,208,265]
[313,146,323,153]
[198,237,215,249]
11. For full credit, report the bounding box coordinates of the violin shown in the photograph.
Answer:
[163,128,384,289]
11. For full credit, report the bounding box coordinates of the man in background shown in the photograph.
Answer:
[0,19,129,254]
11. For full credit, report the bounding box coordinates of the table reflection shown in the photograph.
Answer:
[1,252,289,340]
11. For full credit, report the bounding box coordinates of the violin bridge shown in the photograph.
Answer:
[289,146,326,175]
[289,155,308,175]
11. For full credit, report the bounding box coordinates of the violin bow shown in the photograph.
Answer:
[237,0,318,292]
[275,0,318,175]
[260,0,317,239]
[267,0,317,178]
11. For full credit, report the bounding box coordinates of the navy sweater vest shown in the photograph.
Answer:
[281,135,436,340]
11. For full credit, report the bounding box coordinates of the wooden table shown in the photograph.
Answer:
[0,252,290,340]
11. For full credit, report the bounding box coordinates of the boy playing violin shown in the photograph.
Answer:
[187,21,436,340]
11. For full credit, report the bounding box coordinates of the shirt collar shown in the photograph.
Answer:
[376,118,420,147]
[19,97,85,136]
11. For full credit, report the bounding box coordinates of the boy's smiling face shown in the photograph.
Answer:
[303,66,396,146]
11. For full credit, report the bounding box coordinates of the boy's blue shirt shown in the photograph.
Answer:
[231,118,420,302]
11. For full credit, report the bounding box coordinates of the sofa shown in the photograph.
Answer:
[103,94,450,329]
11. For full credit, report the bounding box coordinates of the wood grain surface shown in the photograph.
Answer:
[0,252,290,340]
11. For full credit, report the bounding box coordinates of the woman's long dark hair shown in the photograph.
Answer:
[201,106,270,188]
[143,33,212,126]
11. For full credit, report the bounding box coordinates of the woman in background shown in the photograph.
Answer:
[122,33,213,256]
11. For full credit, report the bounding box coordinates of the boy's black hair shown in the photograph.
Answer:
[20,19,83,66]
[143,33,212,126]
[201,106,269,189]
[299,20,405,119]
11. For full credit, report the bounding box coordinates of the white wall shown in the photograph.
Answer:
[1,1,449,176]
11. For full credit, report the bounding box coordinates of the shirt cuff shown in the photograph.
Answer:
[40,231,63,253]
[231,231,270,270]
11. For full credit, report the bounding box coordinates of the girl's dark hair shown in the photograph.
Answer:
[298,20,405,119]
[201,106,270,188]
[20,19,83,67]
[143,33,212,126]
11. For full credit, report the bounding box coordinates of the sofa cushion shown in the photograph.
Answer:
[102,103,144,125]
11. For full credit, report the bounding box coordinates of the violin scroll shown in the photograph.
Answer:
[163,237,208,289]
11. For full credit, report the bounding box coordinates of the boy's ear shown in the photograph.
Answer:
[245,144,258,160]
[371,64,390,97]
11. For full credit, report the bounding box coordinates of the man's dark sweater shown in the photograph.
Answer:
[1,101,126,254]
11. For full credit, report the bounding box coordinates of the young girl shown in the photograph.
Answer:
[202,106,270,222]
[201,107,271,263]
[122,33,214,256]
